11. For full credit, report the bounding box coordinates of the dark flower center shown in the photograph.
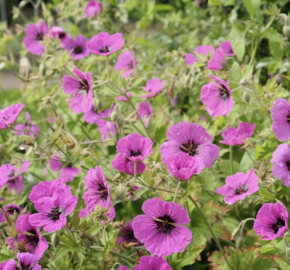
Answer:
[1,116,10,123]
[219,85,230,100]
[98,183,108,201]
[155,215,175,234]
[234,184,248,195]
[36,32,43,41]
[20,262,37,270]
[7,170,15,178]
[229,48,234,53]
[79,80,90,94]
[180,140,199,156]
[59,32,66,40]
[100,45,112,53]
[130,149,142,157]
[124,229,135,241]
[270,217,285,234]
[48,207,63,221]
[6,207,20,215]
[74,45,83,54]
[287,161,290,171]
[25,229,40,249]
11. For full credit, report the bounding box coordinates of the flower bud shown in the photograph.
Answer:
[115,117,124,130]
[93,98,103,112]
[283,26,290,37]
[38,62,46,78]
[235,236,245,250]
[114,104,122,115]
[19,1,28,8]
[111,111,118,122]
[51,232,60,248]
[243,91,250,103]
[6,224,18,239]
[231,226,240,240]
[82,238,91,249]
[115,184,129,200]
[112,221,123,229]
[239,138,256,150]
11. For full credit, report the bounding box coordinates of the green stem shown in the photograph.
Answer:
[106,57,110,80]
[230,146,233,175]
[134,162,137,181]
[274,245,290,266]
[249,38,258,66]
[110,250,139,264]
[188,196,233,270]
[173,181,180,203]
[65,251,74,270]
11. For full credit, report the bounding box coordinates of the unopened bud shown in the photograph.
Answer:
[6,224,18,239]
[115,117,124,130]
[283,26,290,37]
[231,226,240,240]
[82,238,91,249]
[240,138,256,150]
[19,1,28,8]
[51,232,59,248]
[38,62,46,78]
[115,185,129,200]
[112,221,123,229]
[111,111,118,122]
[114,104,122,114]
[235,236,245,250]
[93,98,102,112]
[243,91,250,103]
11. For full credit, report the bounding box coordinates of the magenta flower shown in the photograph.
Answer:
[50,26,69,47]
[132,198,192,257]
[118,221,139,244]
[185,53,198,66]
[14,112,39,139]
[87,32,124,56]
[29,178,68,203]
[62,67,93,114]
[79,204,115,222]
[269,73,283,83]
[219,40,235,57]
[29,188,77,232]
[98,120,117,140]
[168,94,177,106]
[116,133,153,162]
[62,35,90,61]
[194,45,214,57]
[133,256,172,270]
[23,21,49,55]
[219,122,256,146]
[84,105,114,124]
[112,154,146,175]
[166,152,201,180]
[271,98,290,141]
[8,214,48,257]
[200,75,234,117]
[117,88,133,101]
[115,50,137,77]
[0,162,30,193]
[85,0,102,17]
[216,169,259,205]
[49,154,80,182]
[0,204,25,223]
[4,253,41,270]
[206,48,226,70]
[253,202,288,240]
[0,262,7,269]
[83,166,111,211]
[118,267,128,270]
[271,143,290,187]
[141,78,165,98]
[138,101,153,128]
[160,122,219,172]
[0,103,24,129]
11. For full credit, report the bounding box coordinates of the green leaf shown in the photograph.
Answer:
[242,0,261,18]
[154,125,167,144]
[240,149,255,173]
[209,0,222,5]
[229,21,251,61]
[261,28,283,43]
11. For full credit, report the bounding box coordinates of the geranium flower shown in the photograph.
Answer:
[49,154,80,182]
[23,21,49,55]
[87,32,124,56]
[133,256,172,270]
[160,122,219,172]
[200,75,234,117]
[141,78,165,98]
[117,88,133,101]
[8,214,48,257]
[185,53,198,66]
[219,122,256,146]
[0,103,24,129]
[166,152,201,180]
[206,48,226,70]
[4,253,41,270]
[117,221,139,244]
[85,0,102,17]
[62,67,93,114]
[112,154,146,175]
[194,45,214,57]
[50,26,69,47]
[62,35,90,60]
[14,112,39,139]
[0,162,30,193]
[132,198,192,257]
[84,105,114,124]
[219,40,235,57]
[138,101,153,128]
[271,98,290,142]
[0,204,26,223]
[29,188,77,232]
[118,267,128,270]
[115,50,137,77]
[216,169,259,205]
[253,202,288,240]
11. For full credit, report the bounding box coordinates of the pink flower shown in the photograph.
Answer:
[219,122,256,146]
[160,122,219,172]
[194,45,214,57]
[141,78,165,98]
[206,48,226,70]
[168,94,177,106]
[4,253,41,270]
[0,204,26,223]
[117,221,139,244]
[271,98,290,141]
[269,73,283,83]
[85,0,102,18]
[87,32,124,56]
[166,152,201,180]
[185,53,198,66]
[219,40,235,57]
[23,21,49,55]
[117,88,133,101]
[98,121,117,140]
[115,50,137,77]
[112,154,146,175]
[62,67,93,113]
[118,266,129,270]
[138,101,153,128]
[50,26,69,48]
[216,169,259,205]
[14,112,39,139]
[200,75,234,117]
[133,256,172,270]
[49,154,80,182]
[0,103,24,129]
[62,35,90,61]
